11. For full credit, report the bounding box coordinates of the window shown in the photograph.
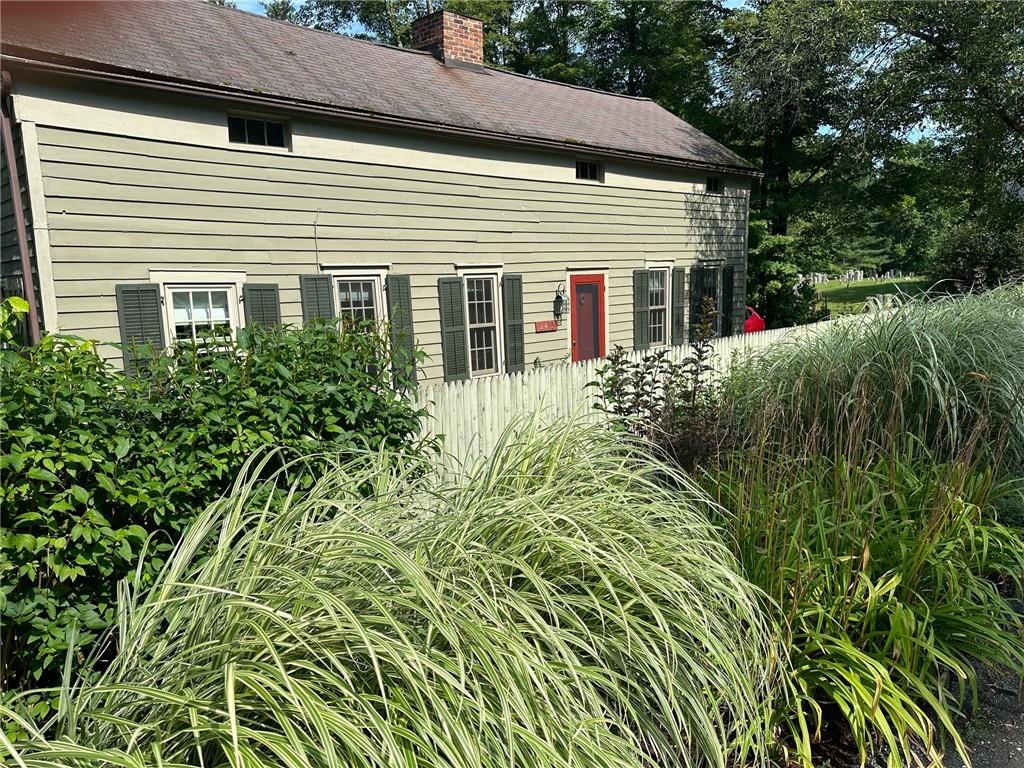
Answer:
[227,115,287,148]
[576,159,602,182]
[705,176,722,193]
[465,275,500,376]
[648,268,669,346]
[336,279,379,322]
[330,272,386,325]
[168,286,239,341]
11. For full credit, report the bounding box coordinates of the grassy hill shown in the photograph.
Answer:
[816,277,930,316]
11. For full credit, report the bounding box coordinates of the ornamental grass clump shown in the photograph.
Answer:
[705,443,1024,767]
[726,285,1024,467]
[704,286,1024,765]
[2,422,778,768]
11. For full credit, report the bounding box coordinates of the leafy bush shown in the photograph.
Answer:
[746,221,830,329]
[725,286,1024,467]
[2,421,778,768]
[0,313,424,698]
[931,215,1024,291]
[591,298,730,470]
[704,445,1024,767]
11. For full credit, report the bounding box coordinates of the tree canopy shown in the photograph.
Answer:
[245,0,1024,317]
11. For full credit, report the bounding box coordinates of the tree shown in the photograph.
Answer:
[718,1,888,236]
[263,0,296,21]
[291,1,412,44]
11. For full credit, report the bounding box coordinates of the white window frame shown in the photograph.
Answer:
[457,266,504,378]
[574,158,604,184]
[646,263,673,348]
[324,267,389,325]
[150,270,245,345]
[225,111,292,154]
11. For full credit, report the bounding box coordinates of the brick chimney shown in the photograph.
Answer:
[411,10,484,67]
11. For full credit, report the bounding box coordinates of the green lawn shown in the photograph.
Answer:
[816,277,930,316]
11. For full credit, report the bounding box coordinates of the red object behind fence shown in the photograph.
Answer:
[744,306,765,334]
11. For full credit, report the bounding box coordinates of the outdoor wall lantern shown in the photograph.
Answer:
[553,284,567,322]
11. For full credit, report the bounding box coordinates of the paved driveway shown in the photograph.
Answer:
[941,668,1023,768]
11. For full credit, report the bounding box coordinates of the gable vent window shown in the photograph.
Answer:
[228,115,287,148]
[576,159,602,182]
[705,176,722,193]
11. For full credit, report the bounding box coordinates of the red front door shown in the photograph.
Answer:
[570,273,605,362]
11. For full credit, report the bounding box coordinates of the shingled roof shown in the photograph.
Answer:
[0,0,754,173]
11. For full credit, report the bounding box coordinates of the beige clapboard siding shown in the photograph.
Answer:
[49,197,737,230]
[43,177,745,224]
[43,156,748,213]
[38,128,748,213]
[37,125,746,381]
[45,213,742,239]
[38,130,748,208]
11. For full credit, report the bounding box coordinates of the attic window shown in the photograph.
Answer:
[575,159,602,182]
[705,176,722,193]
[227,115,287,148]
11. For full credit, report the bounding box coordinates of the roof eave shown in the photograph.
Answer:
[1,54,762,178]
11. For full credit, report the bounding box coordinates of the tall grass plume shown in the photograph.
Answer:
[3,421,777,768]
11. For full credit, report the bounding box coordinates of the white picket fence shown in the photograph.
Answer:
[414,320,833,469]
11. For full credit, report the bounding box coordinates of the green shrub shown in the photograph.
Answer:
[930,215,1024,291]
[591,298,730,471]
[2,421,778,768]
[704,445,1024,767]
[725,286,1024,466]
[0,315,424,698]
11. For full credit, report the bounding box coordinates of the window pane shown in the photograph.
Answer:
[265,121,286,147]
[467,277,495,326]
[650,308,666,345]
[192,291,212,322]
[175,324,193,340]
[227,116,246,143]
[245,119,267,146]
[210,290,230,322]
[469,326,496,374]
[172,292,192,322]
[649,270,666,308]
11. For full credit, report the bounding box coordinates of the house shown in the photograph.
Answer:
[0,0,755,383]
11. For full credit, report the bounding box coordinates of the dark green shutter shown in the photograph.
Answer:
[115,283,164,372]
[688,266,704,341]
[632,269,650,351]
[385,273,417,385]
[242,283,281,327]
[438,277,469,382]
[299,274,334,324]
[502,273,525,374]
[671,266,687,346]
[721,266,735,337]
